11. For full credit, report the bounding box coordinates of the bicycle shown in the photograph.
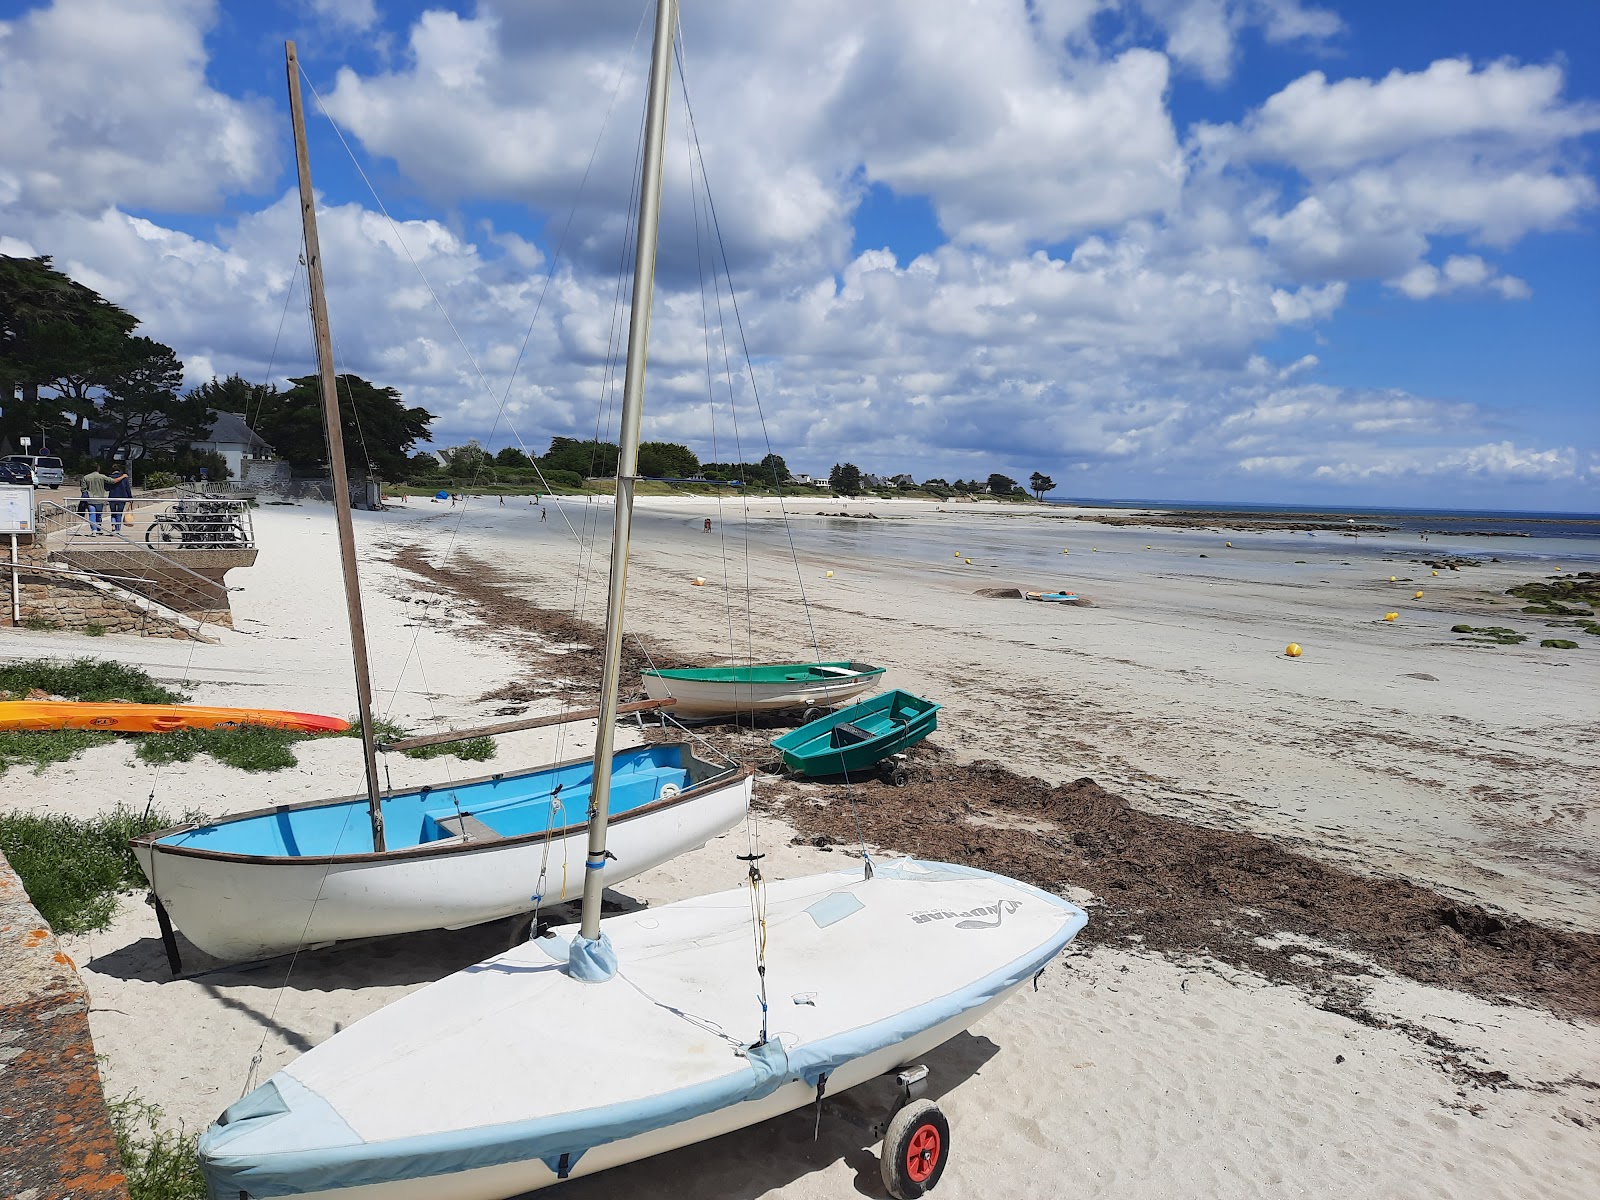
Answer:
[144,499,249,547]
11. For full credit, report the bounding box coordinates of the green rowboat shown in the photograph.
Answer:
[770,689,940,778]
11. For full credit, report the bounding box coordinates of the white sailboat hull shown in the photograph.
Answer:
[134,769,751,962]
[199,860,1087,1198]
[234,992,1013,1200]
[640,670,880,716]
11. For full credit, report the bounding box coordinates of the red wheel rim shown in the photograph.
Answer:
[905,1123,941,1183]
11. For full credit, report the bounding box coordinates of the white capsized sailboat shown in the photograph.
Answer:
[198,10,1087,1197]
[128,36,750,965]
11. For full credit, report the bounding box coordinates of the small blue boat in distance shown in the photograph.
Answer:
[771,689,940,778]
[1026,590,1080,603]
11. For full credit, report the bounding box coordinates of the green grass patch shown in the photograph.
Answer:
[0,657,186,703]
[0,728,116,775]
[135,725,306,773]
[109,1092,206,1200]
[400,735,496,762]
[347,718,498,763]
[0,804,195,934]
[1540,638,1579,649]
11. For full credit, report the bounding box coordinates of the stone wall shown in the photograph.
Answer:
[3,536,199,640]
[0,851,131,1200]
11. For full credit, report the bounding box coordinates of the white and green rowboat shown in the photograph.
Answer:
[640,661,885,717]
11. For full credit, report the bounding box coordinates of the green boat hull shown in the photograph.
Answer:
[771,689,941,777]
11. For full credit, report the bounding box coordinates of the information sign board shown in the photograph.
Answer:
[0,484,35,533]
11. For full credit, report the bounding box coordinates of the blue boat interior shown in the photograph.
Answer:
[775,691,940,756]
[156,744,699,857]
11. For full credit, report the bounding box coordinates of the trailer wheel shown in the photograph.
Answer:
[884,764,909,787]
[804,706,829,723]
[881,1098,948,1198]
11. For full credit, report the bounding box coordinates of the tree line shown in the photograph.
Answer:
[0,255,433,480]
[827,464,1056,500]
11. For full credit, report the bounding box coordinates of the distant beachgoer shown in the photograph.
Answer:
[80,465,109,533]
[703,518,712,533]
[499,494,505,507]
[540,507,547,523]
[106,465,133,533]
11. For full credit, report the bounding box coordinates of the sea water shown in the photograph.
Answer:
[662,502,1600,583]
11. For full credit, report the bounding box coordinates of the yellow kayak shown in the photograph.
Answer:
[0,702,350,734]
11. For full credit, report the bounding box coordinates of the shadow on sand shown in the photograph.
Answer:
[84,892,645,990]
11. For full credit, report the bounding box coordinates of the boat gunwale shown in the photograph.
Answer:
[129,742,753,867]
[639,661,884,683]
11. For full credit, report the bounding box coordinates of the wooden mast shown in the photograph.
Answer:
[285,40,387,852]
[577,0,676,943]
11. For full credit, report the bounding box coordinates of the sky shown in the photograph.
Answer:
[1,0,1596,510]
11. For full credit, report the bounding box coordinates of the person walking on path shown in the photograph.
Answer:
[540,506,547,523]
[80,465,110,533]
[106,464,133,534]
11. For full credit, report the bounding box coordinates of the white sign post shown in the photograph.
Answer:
[0,484,33,625]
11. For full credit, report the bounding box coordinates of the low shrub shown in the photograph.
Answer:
[109,1092,206,1200]
[0,728,116,775]
[0,804,194,933]
[135,725,305,772]
[0,657,186,703]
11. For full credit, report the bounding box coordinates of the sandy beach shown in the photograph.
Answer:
[3,496,1597,1197]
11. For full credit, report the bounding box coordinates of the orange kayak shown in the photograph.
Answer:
[0,702,350,734]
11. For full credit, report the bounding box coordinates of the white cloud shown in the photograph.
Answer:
[1306,441,1580,483]
[0,0,276,216]
[306,0,377,33]
[320,0,1184,258]
[1389,255,1531,301]
[1239,58,1600,172]
[1135,0,1342,85]
[1207,58,1600,285]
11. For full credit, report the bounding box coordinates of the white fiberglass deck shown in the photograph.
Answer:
[201,859,1087,1199]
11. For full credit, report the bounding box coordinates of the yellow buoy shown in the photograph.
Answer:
[825,570,834,578]
[1225,541,1232,548]
[954,551,961,557]
[1413,590,1424,600]
[691,577,705,587]
[1384,612,1398,622]
[1285,643,1303,658]
[1431,570,1438,577]
[1389,576,1396,582]
[964,559,972,565]
[1061,549,1068,555]
[1145,546,1152,550]
[1091,547,1098,552]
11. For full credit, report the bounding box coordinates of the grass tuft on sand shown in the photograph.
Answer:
[135,725,306,773]
[0,804,195,933]
[0,657,186,704]
[0,727,116,774]
[109,1092,206,1200]
[344,718,497,762]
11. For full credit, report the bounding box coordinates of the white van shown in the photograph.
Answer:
[2,455,66,488]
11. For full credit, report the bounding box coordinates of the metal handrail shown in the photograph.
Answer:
[33,501,245,614]
[38,494,255,550]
